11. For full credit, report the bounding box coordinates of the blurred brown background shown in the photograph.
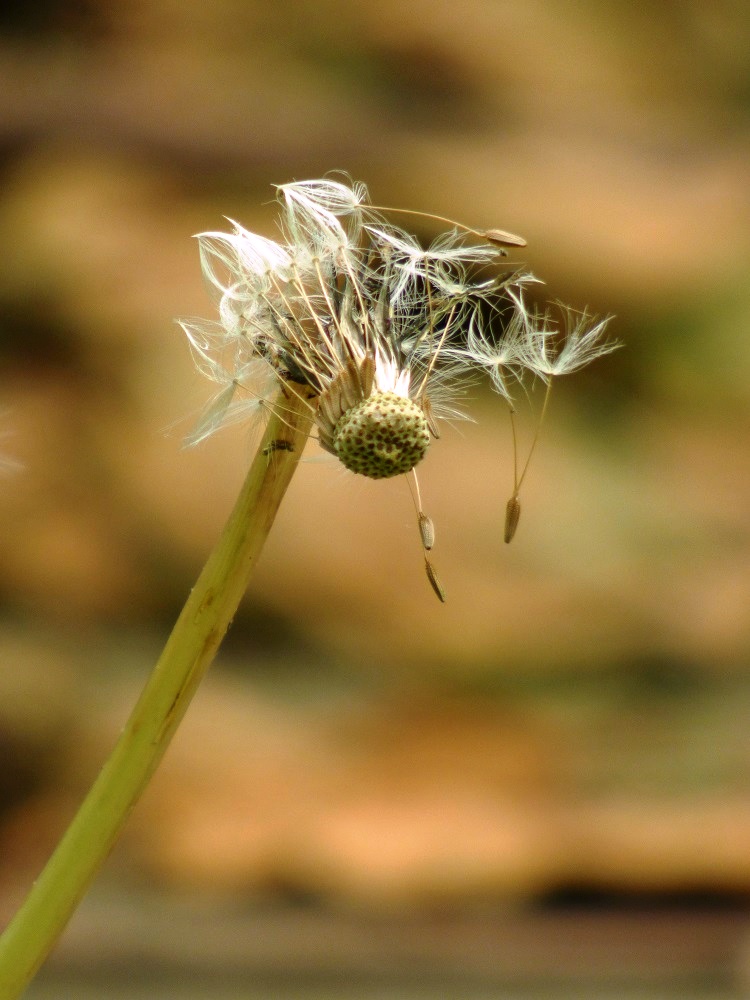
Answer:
[1,1,750,997]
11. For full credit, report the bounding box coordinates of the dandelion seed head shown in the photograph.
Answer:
[177,175,615,597]
[333,392,430,479]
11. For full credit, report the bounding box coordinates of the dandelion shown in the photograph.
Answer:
[179,176,537,592]
[179,176,615,580]
[179,178,518,482]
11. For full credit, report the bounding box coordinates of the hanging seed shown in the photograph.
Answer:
[418,512,435,551]
[504,495,521,544]
[424,559,446,603]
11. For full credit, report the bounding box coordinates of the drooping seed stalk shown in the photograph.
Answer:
[0,386,316,999]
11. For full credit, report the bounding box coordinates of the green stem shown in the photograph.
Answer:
[0,387,316,998]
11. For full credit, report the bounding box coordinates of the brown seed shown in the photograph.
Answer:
[483,228,527,248]
[425,559,446,603]
[418,512,435,551]
[504,495,521,544]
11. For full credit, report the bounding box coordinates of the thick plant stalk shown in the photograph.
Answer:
[0,387,315,998]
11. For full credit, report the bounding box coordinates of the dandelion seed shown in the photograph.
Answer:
[425,559,446,603]
[178,176,614,598]
[483,228,527,248]
[464,288,616,540]
[523,302,618,380]
[418,512,435,551]
[504,495,521,544]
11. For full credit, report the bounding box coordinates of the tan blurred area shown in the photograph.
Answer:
[1,1,750,996]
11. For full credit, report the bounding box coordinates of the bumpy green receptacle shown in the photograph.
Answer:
[333,391,430,479]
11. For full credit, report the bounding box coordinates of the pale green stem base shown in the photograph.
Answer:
[0,387,316,998]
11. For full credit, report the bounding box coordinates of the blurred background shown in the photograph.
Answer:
[1,1,750,997]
